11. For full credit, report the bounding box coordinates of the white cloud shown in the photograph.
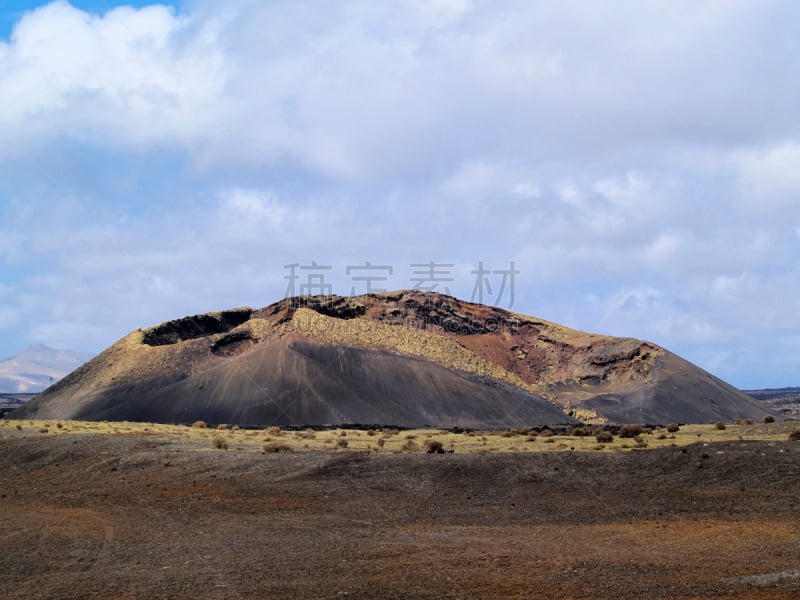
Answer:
[736,141,800,207]
[219,188,286,233]
[556,182,580,206]
[643,231,683,265]
[441,160,542,201]
[511,182,540,198]
[442,161,495,195]
[0,1,227,158]
[592,173,650,211]
[2,1,798,179]
[0,1,799,387]
[0,305,19,329]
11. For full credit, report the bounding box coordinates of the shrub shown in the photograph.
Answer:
[266,426,282,435]
[538,429,554,437]
[216,424,229,431]
[764,415,775,424]
[192,420,207,429]
[376,438,386,448]
[336,438,348,448]
[263,443,293,453]
[543,438,555,444]
[425,439,445,454]
[367,429,377,436]
[666,423,680,433]
[633,436,648,448]
[401,439,419,452]
[56,422,63,429]
[788,429,800,441]
[39,427,48,434]
[595,431,614,443]
[510,427,531,436]
[212,436,228,450]
[714,422,727,431]
[15,424,22,430]
[619,425,646,438]
[570,427,588,437]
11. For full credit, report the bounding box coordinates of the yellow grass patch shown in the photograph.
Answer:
[1,419,796,454]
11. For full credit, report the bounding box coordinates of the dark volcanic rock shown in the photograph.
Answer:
[142,308,252,346]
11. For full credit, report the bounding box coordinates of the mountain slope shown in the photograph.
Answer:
[12,291,768,426]
[0,346,94,393]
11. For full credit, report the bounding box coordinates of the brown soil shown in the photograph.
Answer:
[2,431,799,599]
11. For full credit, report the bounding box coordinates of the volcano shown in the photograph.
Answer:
[11,291,768,427]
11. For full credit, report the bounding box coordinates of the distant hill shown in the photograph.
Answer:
[0,393,37,418]
[12,292,770,427]
[745,387,800,419]
[0,346,95,393]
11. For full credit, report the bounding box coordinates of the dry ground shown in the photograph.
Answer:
[1,420,800,599]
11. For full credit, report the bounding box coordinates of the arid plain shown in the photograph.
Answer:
[2,419,799,599]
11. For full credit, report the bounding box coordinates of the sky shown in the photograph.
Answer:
[0,0,799,389]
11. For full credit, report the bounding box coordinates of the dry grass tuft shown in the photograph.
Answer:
[619,425,646,438]
[595,431,614,444]
[401,439,419,452]
[263,443,293,453]
[425,439,445,454]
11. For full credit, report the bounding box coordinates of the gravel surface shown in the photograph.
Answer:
[2,432,799,599]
